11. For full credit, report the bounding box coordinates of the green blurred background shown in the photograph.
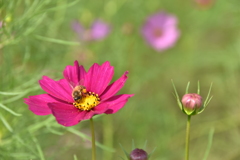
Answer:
[0,0,240,159]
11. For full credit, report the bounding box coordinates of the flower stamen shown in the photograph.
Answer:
[73,92,100,111]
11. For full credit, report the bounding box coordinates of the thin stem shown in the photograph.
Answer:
[90,118,96,160]
[103,116,113,160]
[185,115,191,160]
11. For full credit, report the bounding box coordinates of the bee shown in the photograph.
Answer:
[72,85,87,101]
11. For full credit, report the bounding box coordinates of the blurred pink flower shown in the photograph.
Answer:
[195,0,215,8]
[24,61,133,127]
[72,20,111,42]
[141,11,180,52]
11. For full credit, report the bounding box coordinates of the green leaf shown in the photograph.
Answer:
[205,96,213,107]
[202,128,215,160]
[143,140,148,150]
[119,143,129,160]
[35,35,80,45]
[185,81,190,94]
[0,103,22,116]
[3,86,39,104]
[171,80,183,110]
[46,125,64,135]
[0,113,13,132]
[148,147,157,159]
[0,91,25,95]
[28,116,55,132]
[197,81,200,95]
[67,127,115,152]
[73,154,78,160]
[30,132,45,160]
[118,156,126,160]
[132,139,135,150]
[204,83,213,107]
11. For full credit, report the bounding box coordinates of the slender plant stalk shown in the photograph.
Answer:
[90,118,96,160]
[103,116,113,160]
[185,115,191,160]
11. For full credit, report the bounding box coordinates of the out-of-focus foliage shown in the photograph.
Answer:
[0,0,240,159]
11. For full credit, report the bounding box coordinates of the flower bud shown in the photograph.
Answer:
[130,148,148,160]
[181,93,202,115]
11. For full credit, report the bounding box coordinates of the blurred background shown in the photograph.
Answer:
[0,0,240,159]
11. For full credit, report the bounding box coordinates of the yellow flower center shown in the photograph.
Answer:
[73,92,100,111]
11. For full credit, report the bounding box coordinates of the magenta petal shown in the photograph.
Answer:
[39,76,73,102]
[48,102,86,127]
[58,79,72,94]
[85,61,114,95]
[24,94,57,115]
[100,71,129,101]
[79,103,110,120]
[61,94,134,121]
[63,61,87,87]
[102,94,134,114]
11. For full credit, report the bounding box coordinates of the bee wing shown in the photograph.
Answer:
[69,79,85,89]
[78,79,85,86]
[68,81,75,89]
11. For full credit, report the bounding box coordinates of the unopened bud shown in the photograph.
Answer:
[182,93,202,115]
[130,148,148,160]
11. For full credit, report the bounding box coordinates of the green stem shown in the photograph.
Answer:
[185,115,191,160]
[103,116,113,160]
[90,118,96,160]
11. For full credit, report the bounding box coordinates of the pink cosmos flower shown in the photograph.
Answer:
[72,19,111,42]
[24,61,133,127]
[141,11,180,52]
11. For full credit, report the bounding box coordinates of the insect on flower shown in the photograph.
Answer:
[72,85,87,101]
[70,80,87,101]
[24,61,134,126]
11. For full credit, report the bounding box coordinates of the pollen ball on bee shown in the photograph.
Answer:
[72,85,87,101]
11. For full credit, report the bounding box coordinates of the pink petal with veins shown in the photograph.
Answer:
[84,61,114,95]
[63,61,87,87]
[24,94,58,115]
[39,76,73,102]
[49,102,85,127]
[100,71,129,101]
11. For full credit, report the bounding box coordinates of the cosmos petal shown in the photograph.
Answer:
[24,94,57,115]
[39,76,73,102]
[84,61,114,95]
[51,94,134,123]
[63,61,87,87]
[102,94,134,114]
[48,102,87,127]
[100,71,129,101]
